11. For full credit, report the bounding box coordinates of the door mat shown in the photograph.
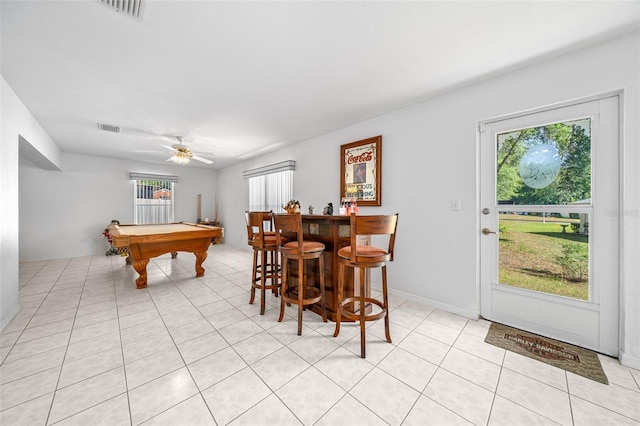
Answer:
[485,322,608,385]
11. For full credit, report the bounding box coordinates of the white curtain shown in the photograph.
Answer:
[248,170,293,213]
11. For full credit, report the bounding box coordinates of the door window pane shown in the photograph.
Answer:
[496,119,591,206]
[498,211,589,300]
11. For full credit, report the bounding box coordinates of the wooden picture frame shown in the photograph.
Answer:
[340,135,382,206]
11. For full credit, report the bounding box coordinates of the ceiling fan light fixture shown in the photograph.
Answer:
[169,152,191,165]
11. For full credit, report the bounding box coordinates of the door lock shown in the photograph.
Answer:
[482,228,497,235]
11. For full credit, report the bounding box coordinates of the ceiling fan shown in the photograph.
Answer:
[162,136,213,165]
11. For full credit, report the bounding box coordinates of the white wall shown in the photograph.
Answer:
[1,76,63,330]
[19,153,219,261]
[217,32,640,368]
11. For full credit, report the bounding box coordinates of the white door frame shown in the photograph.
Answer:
[478,93,621,355]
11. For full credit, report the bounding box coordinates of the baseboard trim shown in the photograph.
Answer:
[619,350,640,370]
[378,285,480,320]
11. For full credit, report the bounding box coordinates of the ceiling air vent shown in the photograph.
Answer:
[97,123,121,133]
[99,0,146,21]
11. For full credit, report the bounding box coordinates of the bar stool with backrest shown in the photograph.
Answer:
[245,211,282,315]
[273,212,328,335]
[333,213,399,358]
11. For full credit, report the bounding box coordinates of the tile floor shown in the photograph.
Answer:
[1,245,639,426]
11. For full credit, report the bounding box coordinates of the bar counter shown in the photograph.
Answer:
[283,214,369,321]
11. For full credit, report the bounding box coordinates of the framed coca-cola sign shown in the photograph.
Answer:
[340,135,382,206]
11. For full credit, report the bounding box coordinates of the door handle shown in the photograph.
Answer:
[482,228,497,235]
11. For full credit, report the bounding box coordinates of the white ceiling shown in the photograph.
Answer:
[2,1,639,169]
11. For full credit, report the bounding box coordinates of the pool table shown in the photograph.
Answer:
[107,222,224,289]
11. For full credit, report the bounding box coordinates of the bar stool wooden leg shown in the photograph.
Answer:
[333,262,344,337]
[249,250,258,305]
[382,265,391,343]
[319,255,327,323]
[278,257,288,323]
[260,250,268,315]
[297,257,304,336]
[359,267,367,358]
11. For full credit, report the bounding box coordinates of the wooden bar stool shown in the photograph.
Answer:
[245,211,282,315]
[273,212,327,335]
[333,213,398,358]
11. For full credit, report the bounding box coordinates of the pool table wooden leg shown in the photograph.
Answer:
[194,251,208,277]
[133,259,149,289]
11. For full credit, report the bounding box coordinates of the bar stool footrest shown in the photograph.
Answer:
[338,296,387,322]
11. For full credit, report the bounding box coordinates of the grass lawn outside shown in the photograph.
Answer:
[498,214,589,300]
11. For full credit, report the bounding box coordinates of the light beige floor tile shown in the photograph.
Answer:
[228,393,301,426]
[188,346,248,391]
[424,368,494,425]
[122,330,175,364]
[453,331,505,365]
[497,368,572,425]
[176,330,229,365]
[73,308,118,329]
[17,318,74,344]
[205,307,248,330]
[598,354,640,391]
[287,330,339,364]
[377,347,438,392]
[232,330,284,365]
[119,318,168,345]
[49,367,127,424]
[58,347,124,388]
[64,331,121,363]
[0,346,66,385]
[441,347,502,392]
[0,330,22,349]
[168,318,215,344]
[314,346,375,391]
[125,346,185,390]
[570,394,640,425]
[276,367,345,425]
[367,317,413,345]
[252,346,311,391]
[387,308,425,330]
[342,333,396,364]
[27,308,77,328]
[403,395,473,426]
[69,318,119,345]
[413,318,463,346]
[142,394,215,426]
[217,318,263,345]
[394,299,435,318]
[427,309,469,331]
[118,308,162,330]
[0,366,59,411]
[503,350,567,391]
[488,395,559,426]
[3,330,70,363]
[350,367,420,425]
[10,250,637,426]
[201,367,272,425]
[0,391,54,426]
[398,330,451,365]
[567,372,640,421]
[128,367,199,425]
[316,394,387,426]
[53,393,131,426]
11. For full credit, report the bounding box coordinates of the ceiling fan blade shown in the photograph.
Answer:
[192,155,213,164]
[161,145,176,152]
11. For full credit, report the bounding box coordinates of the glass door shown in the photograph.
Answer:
[480,96,619,355]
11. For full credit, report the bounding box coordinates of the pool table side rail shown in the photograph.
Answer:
[107,222,223,247]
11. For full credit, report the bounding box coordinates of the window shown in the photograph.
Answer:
[244,161,295,212]
[130,173,177,224]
